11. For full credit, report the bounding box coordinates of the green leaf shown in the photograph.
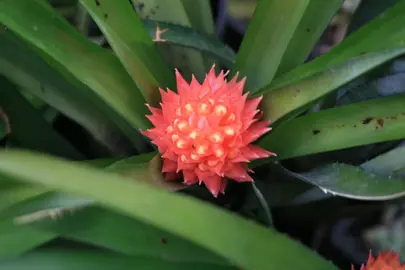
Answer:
[0,153,158,218]
[0,30,136,154]
[0,154,160,257]
[258,93,405,161]
[18,204,228,265]
[131,0,211,81]
[270,0,405,89]
[361,143,405,177]
[0,150,339,270]
[251,183,273,226]
[84,20,235,68]
[104,154,186,191]
[0,155,158,227]
[231,0,310,90]
[1,192,92,223]
[103,152,157,170]
[0,76,84,160]
[0,0,152,140]
[179,0,215,34]
[276,0,343,75]
[1,188,225,265]
[0,182,48,214]
[0,250,236,270]
[87,151,157,169]
[247,163,328,207]
[19,89,46,110]
[142,20,235,68]
[258,49,405,124]
[347,0,399,35]
[79,0,175,106]
[336,57,405,105]
[178,0,217,74]
[0,219,55,258]
[287,163,405,200]
[0,153,157,214]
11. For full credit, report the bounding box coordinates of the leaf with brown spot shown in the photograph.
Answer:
[257,93,405,161]
[377,118,384,127]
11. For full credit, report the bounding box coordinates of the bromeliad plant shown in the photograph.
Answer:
[1,0,405,269]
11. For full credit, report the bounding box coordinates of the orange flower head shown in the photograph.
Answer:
[352,250,405,270]
[142,65,275,197]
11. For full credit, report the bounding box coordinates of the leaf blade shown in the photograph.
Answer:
[13,203,227,265]
[0,30,137,154]
[0,219,55,258]
[0,0,151,134]
[0,150,338,270]
[179,0,215,34]
[270,0,405,89]
[142,20,235,68]
[295,163,405,200]
[0,76,84,160]
[259,93,405,161]
[0,153,161,257]
[231,0,310,90]
[80,0,175,105]
[258,49,405,124]
[286,143,405,201]
[131,0,210,81]
[0,250,236,270]
[276,0,343,75]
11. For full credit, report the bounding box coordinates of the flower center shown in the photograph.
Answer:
[170,99,240,165]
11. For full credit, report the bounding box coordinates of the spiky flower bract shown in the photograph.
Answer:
[352,250,405,270]
[142,65,275,197]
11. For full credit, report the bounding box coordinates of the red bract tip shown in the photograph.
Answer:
[141,65,275,197]
[352,250,405,270]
